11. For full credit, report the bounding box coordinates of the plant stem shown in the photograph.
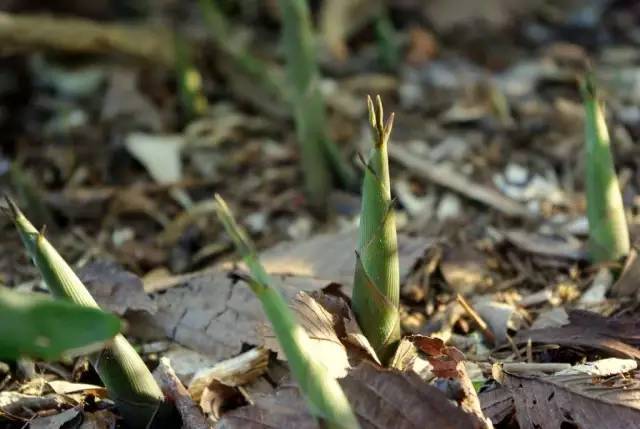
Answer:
[581,76,630,263]
[7,199,175,428]
[352,96,400,364]
[214,195,360,429]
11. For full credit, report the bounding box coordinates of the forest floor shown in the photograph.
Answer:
[2,1,640,428]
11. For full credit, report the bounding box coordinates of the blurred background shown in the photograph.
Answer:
[0,0,638,290]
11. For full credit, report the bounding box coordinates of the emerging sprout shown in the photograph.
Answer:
[351,96,401,364]
[214,194,360,429]
[581,76,630,263]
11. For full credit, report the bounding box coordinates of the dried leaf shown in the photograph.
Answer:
[218,362,484,428]
[125,132,184,183]
[78,260,157,316]
[29,408,81,429]
[148,270,333,360]
[611,248,640,297]
[479,387,514,426]
[258,229,431,286]
[498,367,640,428]
[261,292,350,378]
[503,229,587,260]
[516,310,640,359]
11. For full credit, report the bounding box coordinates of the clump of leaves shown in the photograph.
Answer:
[214,195,360,429]
[6,199,176,429]
[0,286,121,361]
[581,76,630,263]
[352,96,400,365]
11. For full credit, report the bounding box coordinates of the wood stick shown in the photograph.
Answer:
[0,12,174,65]
[389,145,533,219]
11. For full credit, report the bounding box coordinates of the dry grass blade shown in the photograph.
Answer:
[214,194,360,429]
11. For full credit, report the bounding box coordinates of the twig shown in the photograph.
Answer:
[456,294,496,346]
[389,145,532,219]
[154,358,211,429]
[502,362,571,373]
[0,12,174,65]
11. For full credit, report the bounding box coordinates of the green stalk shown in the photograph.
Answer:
[7,199,175,428]
[214,195,360,429]
[352,95,400,365]
[197,0,287,112]
[581,76,630,263]
[375,10,400,70]
[278,0,356,207]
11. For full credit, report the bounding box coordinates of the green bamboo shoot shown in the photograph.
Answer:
[214,195,360,429]
[581,76,630,263]
[7,199,175,428]
[352,95,400,365]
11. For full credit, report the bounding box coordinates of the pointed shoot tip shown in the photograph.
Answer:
[366,95,376,129]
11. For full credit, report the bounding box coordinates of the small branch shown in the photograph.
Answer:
[0,12,174,65]
[389,145,532,219]
[456,294,496,346]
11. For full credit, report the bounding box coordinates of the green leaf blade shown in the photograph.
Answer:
[0,287,121,361]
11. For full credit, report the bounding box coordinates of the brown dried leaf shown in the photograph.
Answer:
[503,229,587,260]
[78,260,157,316]
[498,368,640,429]
[149,231,429,361]
[515,310,640,359]
[149,270,332,360]
[30,408,81,429]
[218,362,484,429]
[261,292,350,378]
[611,247,640,297]
[479,387,514,426]
[258,230,431,287]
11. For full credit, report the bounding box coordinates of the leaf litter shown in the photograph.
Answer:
[4,0,640,428]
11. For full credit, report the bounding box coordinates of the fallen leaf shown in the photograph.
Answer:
[189,347,269,402]
[125,132,184,183]
[261,292,350,378]
[148,270,332,360]
[47,380,106,397]
[611,247,640,297]
[218,362,484,428]
[473,299,523,345]
[497,366,640,429]
[503,229,587,260]
[258,229,432,286]
[479,386,514,426]
[0,392,65,418]
[148,230,430,361]
[515,310,640,359]
[78,260,157,316]
[555,357,637,377]
[29,408,81,429]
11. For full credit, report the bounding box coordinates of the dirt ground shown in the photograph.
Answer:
[2,1,640,428]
